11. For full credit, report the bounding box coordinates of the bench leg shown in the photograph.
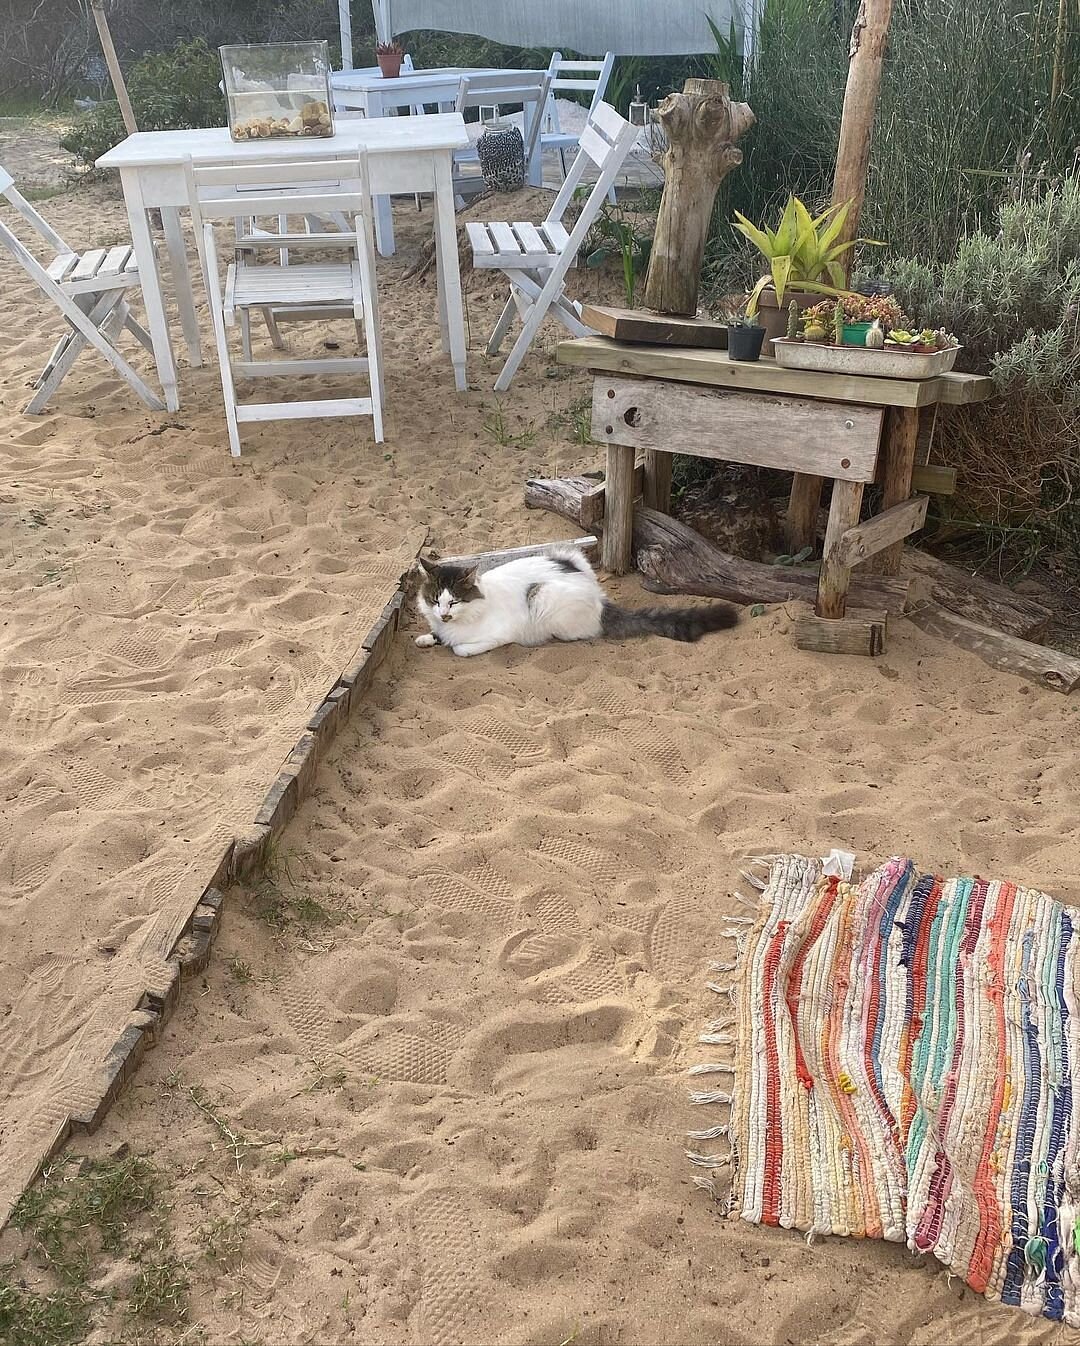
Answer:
[873,405,919,575]
[816,479,864,619]
[643,449,673,512]
[786,472,824,553]
[601,441,635,574]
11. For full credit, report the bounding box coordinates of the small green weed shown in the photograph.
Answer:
[583,197,654,306]
[547,395,592,446]
[252,875,346,936]
[10,1153,158,1283]
[195,1212,247,1267]
[227,956,254,984]
[302,1054,349,1094]
[0,1267,89,1346]
[162,1074,258,1173]
[127,1238,189,1326]
[481,402,537,449]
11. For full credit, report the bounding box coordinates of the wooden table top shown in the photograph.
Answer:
[557,336,995,410]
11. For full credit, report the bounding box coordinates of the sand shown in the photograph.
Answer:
[1,158,1078,1345]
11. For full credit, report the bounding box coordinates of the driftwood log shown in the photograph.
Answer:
[631,507,910,612]
[524,475,908,611]
[643,79,754,316]
[908,604,1080,694]
[902,549,1052,641]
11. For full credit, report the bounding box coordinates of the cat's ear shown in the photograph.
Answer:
[416,556,436,578]
[460,565,479,588]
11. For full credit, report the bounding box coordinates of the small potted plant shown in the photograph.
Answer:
[724,303,765,362]
[376,39,404,78]
[732,195,884,350]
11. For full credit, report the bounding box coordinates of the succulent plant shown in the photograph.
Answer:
[786,299,799,340]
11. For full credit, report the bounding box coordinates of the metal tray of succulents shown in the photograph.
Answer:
[771,339,961,380]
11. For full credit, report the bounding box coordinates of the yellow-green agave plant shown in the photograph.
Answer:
[733,196,884,316]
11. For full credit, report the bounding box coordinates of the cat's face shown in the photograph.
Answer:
[417,559,481,622]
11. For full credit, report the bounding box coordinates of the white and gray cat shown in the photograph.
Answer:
[415,546,737,657]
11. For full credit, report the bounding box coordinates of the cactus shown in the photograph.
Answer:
[833,299,844,346]
[786,299,799,340]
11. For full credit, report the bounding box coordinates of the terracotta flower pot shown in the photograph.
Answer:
[755,287,823,355]
[377,51,403,78]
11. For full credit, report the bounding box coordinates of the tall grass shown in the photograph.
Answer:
[703,0,1080,293]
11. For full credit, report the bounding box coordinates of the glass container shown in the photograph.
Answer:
[629,84,649,128]
[219,41,335,142]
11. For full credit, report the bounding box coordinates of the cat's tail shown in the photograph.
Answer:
[600,600,738,643]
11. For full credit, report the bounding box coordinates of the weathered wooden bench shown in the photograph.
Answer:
[557,336,994,653]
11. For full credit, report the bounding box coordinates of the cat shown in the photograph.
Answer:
[414,546,737,657]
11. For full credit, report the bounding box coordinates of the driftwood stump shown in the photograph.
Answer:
[644,79,754,316]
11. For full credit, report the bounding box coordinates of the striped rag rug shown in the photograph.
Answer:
[692,853,1080,1325]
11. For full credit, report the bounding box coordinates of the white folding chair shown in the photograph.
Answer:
[0,164,163,414]
[453,71,551,201]
[185,153,384,456]
[540,52,616,196]
[466,102,638,392]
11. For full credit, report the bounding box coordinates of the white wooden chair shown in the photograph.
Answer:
[466,102,638,392]
[453,71,551,201]
[540,52,616,193]
[185,153,383,456]
[0,164,163,414]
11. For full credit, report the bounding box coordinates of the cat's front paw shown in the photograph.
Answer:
[415,632,439,648]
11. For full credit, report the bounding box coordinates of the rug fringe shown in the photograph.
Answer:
[689,1089,732,1105]
[686,1150,731,1169]
[686,1123,728,1140]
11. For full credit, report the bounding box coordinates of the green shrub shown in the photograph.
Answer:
[875,176,1080,568]
[60,38,224,169]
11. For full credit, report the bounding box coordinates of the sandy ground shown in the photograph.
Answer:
[1,158,1078,1346]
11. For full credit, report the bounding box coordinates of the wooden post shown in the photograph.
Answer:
[816,479,865,618]
[830,0,895,261]
[601,442,636,574]
[871,404,919,575]
[786,3,897,535]
[643,79,754,316]
[785,475,823,554]
[642,449,673,512]
[90,1,138,137]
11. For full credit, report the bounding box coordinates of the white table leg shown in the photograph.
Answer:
[122,170,179,411]
[432,151,467,392]
[367,90,397,257]
[160,206,202,368]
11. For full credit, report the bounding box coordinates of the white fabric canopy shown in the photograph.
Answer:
[340,0,755,61]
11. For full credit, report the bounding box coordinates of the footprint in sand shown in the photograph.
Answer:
[408,1188,488,1346]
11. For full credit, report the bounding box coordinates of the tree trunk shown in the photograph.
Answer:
[643,79,754,316]
[830,0,894,269]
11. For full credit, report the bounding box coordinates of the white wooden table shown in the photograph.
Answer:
[331,67,544,257]
[97,114,471,412]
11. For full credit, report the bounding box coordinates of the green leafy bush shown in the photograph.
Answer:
[875,176,1080,569]
[61,38,224,169]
